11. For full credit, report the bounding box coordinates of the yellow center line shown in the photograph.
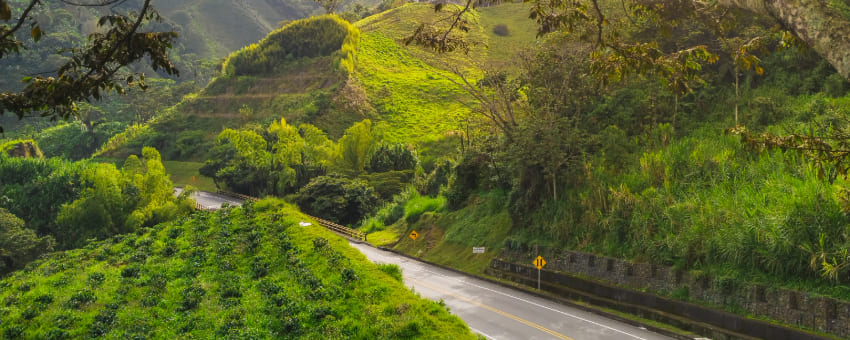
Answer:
[408,277,574,340]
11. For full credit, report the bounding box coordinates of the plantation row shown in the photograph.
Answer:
[0,200,475,339]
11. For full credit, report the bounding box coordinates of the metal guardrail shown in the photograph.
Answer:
[214,190,366,241]
[217,191,258,202]
[195,202,216,212]
[307,216,367,241]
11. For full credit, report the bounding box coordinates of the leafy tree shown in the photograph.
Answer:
[407,0,850,94]
[442,67,522,141]
[295,175,379,225]
[212,127,273,195]
[0,208,54,274]
[366,143,418,173]
[0,0,178,132]
[56,163,129,247]
[299,123,335,169]
[56,147,192,248]
[334,119,377,177]
[268,118,304,194]
[203,121,334,196]
[509,116,587,200]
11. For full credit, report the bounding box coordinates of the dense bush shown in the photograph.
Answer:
[366,143,418,173]
[492,24,510,36]
[36,122,127,160]
[56,148,195,249]
[0,148,192,264]
[295,175,379,225]
[223,15,359,76]
[0,209,54,274]
[518,126,850,286]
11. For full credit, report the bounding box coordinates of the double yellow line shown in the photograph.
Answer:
[408,277,574,340]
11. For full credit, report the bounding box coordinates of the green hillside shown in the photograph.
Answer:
[0,199,475,339]
[97,4,540,167]
[354,3,538,142]
[97,15,364,161]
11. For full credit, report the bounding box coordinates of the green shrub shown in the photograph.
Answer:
[295,175,379,225]
[404,194,445,223]
[366,143,418,173]
[824,73,849,97]
[378,263,403,282]
[223,15,358,76]
[65,290,95,309]
[492,23,510,36]
[0,208,55,274]
[180,285,207,311]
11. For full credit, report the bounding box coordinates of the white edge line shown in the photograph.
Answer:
[353,244,652,340]
[418,267,649,340]
[469,327,498,340]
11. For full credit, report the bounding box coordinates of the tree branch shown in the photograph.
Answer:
[0,0,40,45]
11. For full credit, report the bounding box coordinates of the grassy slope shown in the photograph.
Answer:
[367,191,513,275]
[98,4,539,161]
[0,200,476,339]
[350,4,850,308]
[98,16,356,161]
[352,4,537,273]
[163,161,218,192]
[354,3,538,143]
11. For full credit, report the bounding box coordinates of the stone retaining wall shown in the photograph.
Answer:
[500,249,850,338]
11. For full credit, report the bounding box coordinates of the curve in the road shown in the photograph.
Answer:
[349,242,674,340]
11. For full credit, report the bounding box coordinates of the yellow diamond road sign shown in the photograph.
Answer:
[409,230,418,241]
[533,256,546,270]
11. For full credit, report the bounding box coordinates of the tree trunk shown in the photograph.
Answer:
[717,0,850,79]
[735,68,741,126]
[552,174,557,201]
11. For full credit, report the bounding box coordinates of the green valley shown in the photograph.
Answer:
[3,0,850,338]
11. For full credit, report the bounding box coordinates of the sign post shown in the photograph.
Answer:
[472,247,485,254]
[409,230,418,248]
[533,255,546,290]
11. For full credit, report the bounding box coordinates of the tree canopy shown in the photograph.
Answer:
[404,0,850,86]
[0,0,178,132]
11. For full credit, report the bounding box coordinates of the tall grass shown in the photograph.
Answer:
[528,126,850,289]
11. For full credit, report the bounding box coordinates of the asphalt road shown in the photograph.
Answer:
[349,243,676,340]
[173,188,244,209]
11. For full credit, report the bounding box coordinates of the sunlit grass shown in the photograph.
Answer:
[162,160,218,192]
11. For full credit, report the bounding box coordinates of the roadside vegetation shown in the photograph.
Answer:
[361,2,850,301]
[0,147,195,274]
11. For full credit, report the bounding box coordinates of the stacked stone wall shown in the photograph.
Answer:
[498,249,850,338]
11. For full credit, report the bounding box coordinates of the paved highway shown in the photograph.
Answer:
[178,190,677,339]
[349,243,676,340]
[173,188,244,209]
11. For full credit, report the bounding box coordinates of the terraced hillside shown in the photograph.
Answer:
[98,15,364,161]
